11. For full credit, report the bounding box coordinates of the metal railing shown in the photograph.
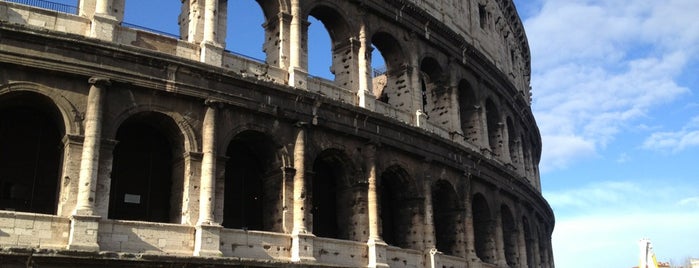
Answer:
[2,0,78,14]
[372,66,387,77]
[121,22,180,39]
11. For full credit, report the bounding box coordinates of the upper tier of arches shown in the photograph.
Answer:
[0,0,541,188]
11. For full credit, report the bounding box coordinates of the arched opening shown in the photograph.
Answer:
[123,1,181,37]
[379,166,418,249]
[521,134,532,179]
[110,112,182,223]
[307,6,354,87]
[371,32,408,109]
[419,58,444,115]
[485,99,502,157]
[432,180,461,256]
[458,80,479,143]
[523,216,535,268]
[0,92,63,214]
[473,193,495,263]
[226,0,266,62]
[311,149,354,239]
[223,130,279,231]
[501,205,518,266]
[420,57,452,128]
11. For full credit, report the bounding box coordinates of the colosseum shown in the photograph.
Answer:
[0,0,554,267]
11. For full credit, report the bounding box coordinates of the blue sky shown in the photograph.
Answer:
[48,0,699,267]
[513,0,699,267]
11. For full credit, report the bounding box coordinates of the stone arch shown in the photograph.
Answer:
[371,31,409,108]
[379,164,420,249]
[485,98,503,158]
[105,105,198,154]
[222,129,283,232]
[473,192,496,264]
[432,179,461,256]
[0,90,64,215]
[0,82,77,135]
[501,204,519,266]
[419,57,447,117]
[306,2,357,87]
[311,148,358,240]
[109,111,185,223]
[458,79,480,144]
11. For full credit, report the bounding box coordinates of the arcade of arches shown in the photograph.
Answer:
[0,0,553,267]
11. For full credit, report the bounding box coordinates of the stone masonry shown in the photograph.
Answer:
[0,0,553,267]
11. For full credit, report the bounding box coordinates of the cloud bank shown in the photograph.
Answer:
[522,0,699,172]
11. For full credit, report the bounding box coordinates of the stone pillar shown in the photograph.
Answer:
[291,124,315,262]
[423,179,436,251]
[478,98,491,154]
[74,77,109,216]
[449,84,462,136]
[88,0,120,41]
[200,0,224,65]
[365,143,388,268]
[288,0,308,90]
[56,135,84,217]
[464,175,478,261]
[68,77,109,251]
[198,100,219,225]
[410,60,423,126]
[194,100,222,257]
[357,18,375,111]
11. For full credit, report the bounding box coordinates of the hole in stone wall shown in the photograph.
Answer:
[110,112,179,223]
[0,92,62,214]
[307,15,335,80]
[501,205,518,266]
[432,180,459,255]
[473,193,495,263]
[223,130,278,231]
[311,149,355,239]
[380,166,415,249]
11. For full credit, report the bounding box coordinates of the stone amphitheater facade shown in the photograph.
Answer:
[0,0,553,267]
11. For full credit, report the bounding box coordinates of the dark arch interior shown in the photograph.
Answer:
[432,180,460,255]
[0,92,63,214]
[379,166,415,249]
[473,194,495,263]
[311,149,351,239]
[419,58,445,115]
[458,80,478,142]
[501,205,518,266]
[223,130,277,231]
[109,112,178,223]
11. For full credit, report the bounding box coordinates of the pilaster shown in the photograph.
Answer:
[74,77,109,216]
[290,123,315,262]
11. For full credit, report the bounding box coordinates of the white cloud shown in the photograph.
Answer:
[545,180,699,267]
[523,0,698,172]
[642,116,699,152]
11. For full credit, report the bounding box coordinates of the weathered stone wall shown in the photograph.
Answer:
[0,0,552,267]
